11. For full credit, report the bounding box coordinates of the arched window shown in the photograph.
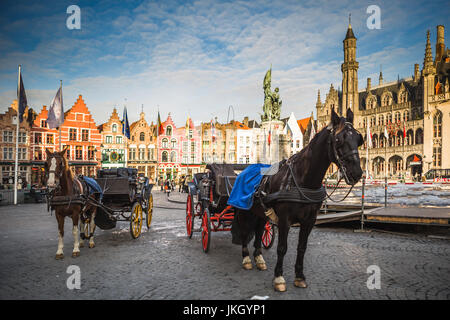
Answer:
[162,151,168,162]
[403,110,410,122]
[395,112,401,123]
[382,94,391,107]
[140,132,145,141]
[162,138,168,148]
[112,124,117,133]
[378,115,384,126]
[433,111,442,138]
[166,126,172,136]
[387,113,392,124]
[399,92,407,103]
[170,151,176,162]
[171,138,177,148]
[415,128,423,145]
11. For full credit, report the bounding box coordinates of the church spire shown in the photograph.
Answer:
[379,64,383,85]
[345,13,356,40]
[423,30,435,75]
[316,89,322,107]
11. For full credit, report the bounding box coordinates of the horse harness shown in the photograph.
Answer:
[47,176,97,220]
[254,123,359,223]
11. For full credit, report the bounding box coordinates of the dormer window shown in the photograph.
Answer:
[166,125,172,136]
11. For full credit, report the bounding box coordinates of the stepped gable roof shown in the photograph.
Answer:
[358,78,420,110]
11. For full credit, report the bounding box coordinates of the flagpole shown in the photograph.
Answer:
[14,65,21,205]
[59,80,62,151]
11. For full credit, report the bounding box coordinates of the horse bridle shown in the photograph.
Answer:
[327,122,361,186]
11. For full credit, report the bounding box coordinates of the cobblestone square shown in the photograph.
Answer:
[0,193,448,300]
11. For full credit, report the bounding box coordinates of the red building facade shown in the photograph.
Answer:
[30,95,102,184]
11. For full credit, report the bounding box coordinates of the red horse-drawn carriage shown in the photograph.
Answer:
[185,163,275,252]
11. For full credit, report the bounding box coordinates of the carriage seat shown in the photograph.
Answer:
[215,176,236,196]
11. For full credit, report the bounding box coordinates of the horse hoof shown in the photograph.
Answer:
[89,243,95,249]
[243,263,253,270]
[294,278,308,288]
[273,276,287,292]
[72,251,80,258]
[55,254,64,260]
[256,263,267,271]
[274,283,286,292]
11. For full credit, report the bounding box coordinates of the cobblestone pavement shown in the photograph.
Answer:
[0,196,449,300]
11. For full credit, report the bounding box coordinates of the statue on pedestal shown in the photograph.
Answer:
[261,67,282,122]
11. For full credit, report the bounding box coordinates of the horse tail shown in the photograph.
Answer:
[231,208,256,245]
[231,209,242,245]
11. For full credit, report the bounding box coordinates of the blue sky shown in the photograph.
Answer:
[0,0,448,126]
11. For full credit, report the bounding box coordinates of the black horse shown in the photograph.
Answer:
[233,108,363,291]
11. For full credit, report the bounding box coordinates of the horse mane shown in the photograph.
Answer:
[61,155,73,180]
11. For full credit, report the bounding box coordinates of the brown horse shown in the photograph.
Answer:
[233,108,363,291]
[45,147,99,259]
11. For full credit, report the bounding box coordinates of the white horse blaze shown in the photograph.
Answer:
[48,158,57,186]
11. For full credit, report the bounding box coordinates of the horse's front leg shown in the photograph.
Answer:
[55,212,65,260]
[273,218,290,292]
[253,217,267,271]
[88,208,97,248]
[71,213,80,258]
[79,219,86,248]
[294,220,315,288]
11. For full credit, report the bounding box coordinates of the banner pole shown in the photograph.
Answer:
[14,65,21,205]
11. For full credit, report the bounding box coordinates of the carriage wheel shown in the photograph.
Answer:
[262,221,276,249]
[130,202,143,239]
[186,194,195,238]
[146,194,153,229]
[201,208,211,253]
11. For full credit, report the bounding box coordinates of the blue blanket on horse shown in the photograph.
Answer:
[82,176,103,200]
[227,163,271,210]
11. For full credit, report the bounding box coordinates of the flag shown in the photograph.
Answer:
[384,126,389,140]
[367,120,373,148]
[122,107,130,139]
[17,68,27,123]
[157,111,163,136]
[268,128,271,146]
[47,86,64,129]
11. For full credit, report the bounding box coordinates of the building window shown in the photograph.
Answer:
[171,139,177,148]
[162,138,168,148]
[3,131,13,143]
[140,132,145,141]
[65,146,70,160]
[76,146,83,160]
[403,111,410,122]
[41,120,47,128]
[105,136,112,144]
[433,111,442,138]
[170,151,176,162]
[166,126,172,136]
[69,128,77,141]
[18,132,27,143]
[3,147,13,160]
[162,151,168,162]
[148,148,154,161]
[34,132,42,144]
[88,146,95,160]
[433,147,442,167]
[34,149,42,161]
[46,134,54,144]
[139,148,145,160]
[82,129,89,141]
[116,136,123,144]
[130,148,136,160]
[112,124,117,133]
